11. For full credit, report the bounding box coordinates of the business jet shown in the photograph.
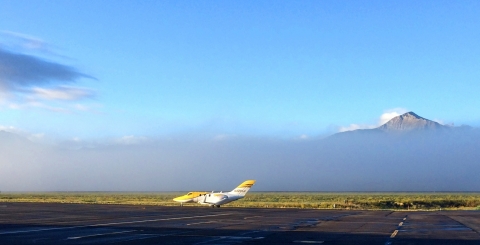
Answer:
[173,180,256,208]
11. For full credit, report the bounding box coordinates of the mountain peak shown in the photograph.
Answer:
[378,111,446,132]
[401,111,422,119]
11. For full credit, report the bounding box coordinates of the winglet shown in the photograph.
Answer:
[230,180,256,196]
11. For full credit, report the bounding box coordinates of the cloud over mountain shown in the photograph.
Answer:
[339,108,408,132]
[1,112,479,192]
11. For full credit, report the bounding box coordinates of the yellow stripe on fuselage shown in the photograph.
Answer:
[173,192,208,202]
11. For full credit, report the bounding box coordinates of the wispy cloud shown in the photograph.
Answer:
[338,123,375,132]
[0,48,93,89]
[0,30,50,53]
[32,86,94,100]
[114,135,149,145]
[6,100,69,113]
[0,31,96,112]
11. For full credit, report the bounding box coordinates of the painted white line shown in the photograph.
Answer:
[293,241,324,244]
[108,234,160,243]
[186,221,216,226]
[67,230,137,240]
[239,230,260,236]
[92,213,232,226]
[194,236,225,244]
[0,213,232,235]
[193,236,264,244]
[244,216,263,219]
[0,227,68,235]
[390,230,398,238]
[226,236,259,240]
[158,230,194,237]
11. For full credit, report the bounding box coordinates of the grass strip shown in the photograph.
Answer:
[1,192,479,210]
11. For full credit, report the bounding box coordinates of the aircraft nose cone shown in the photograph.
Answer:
[173,197,185,202]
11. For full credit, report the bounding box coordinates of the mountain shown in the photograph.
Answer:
[319,112,480,191]
[378,112,447,132]
[331,112,450,139]
[0,130,31,145]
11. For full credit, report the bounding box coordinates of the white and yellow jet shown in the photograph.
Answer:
[173,180,256,208]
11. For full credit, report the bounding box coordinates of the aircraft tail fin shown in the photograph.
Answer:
[229,180,255,196]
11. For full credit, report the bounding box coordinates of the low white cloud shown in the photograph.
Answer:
[0,30,49,52]
[0,125,46,143]
[339,124,375,132]
[213,134,237,141]
[74,104,89,111]
[433,118,445,125]
[1,126,479,192]
[26,133,45,142]
[114,135,149,145]
[299,134,308,140]
[378,108,408,125]
[0,125,22,133]
[32,86,94,100]
[9,100,70,113]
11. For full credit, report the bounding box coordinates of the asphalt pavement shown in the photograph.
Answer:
[0,203,479,244]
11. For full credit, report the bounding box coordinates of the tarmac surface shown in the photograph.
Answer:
[0,202,479,244]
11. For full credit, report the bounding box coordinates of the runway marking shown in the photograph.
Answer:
[239,230,260,236]
[193,235,264,244]
[93,213,230,226]
[107,233,160,243]
[399,227,472,232]
[293,241,324,244]
[67,230,137,240]
[244,216,263,219]
[0,227,68,235]
[385,215,405,244]
[0,213,232,235]
[186,221,216,226]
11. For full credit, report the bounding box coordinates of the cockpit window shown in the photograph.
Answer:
[187,192,192,195]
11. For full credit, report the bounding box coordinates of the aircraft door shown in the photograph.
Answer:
[199,194,206,204]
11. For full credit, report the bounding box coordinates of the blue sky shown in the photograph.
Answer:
[1,1,480,141]
[1,1,480,192]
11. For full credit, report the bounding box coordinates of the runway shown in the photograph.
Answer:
[0,203,479,244]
